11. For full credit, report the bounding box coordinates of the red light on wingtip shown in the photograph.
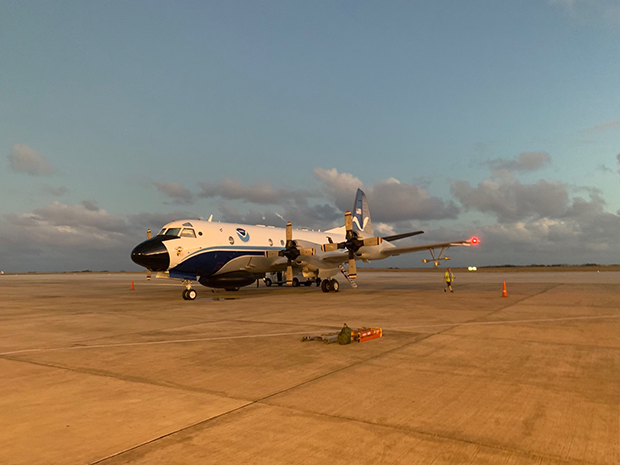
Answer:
[470,237,479,244]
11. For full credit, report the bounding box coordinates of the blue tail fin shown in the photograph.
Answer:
[352,188,374,236]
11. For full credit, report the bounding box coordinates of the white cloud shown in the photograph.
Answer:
[199,179,318,205]
[313,168,364,211]
[583,120,620,135]
[153,182,194,205]
[487,152,551,173]
[8,144,55,176]
[550,0,620,26]
[451,178,569,222]
[313,168,458,221]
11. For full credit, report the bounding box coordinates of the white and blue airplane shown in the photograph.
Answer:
[131,189,478,300]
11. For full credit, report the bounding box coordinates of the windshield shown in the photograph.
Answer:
[180,228,196,238]
[163,228,181,237]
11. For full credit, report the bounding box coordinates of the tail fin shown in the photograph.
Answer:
[352,188,374,236]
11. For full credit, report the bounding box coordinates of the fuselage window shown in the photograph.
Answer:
[268,238,273,246]
[166,228,181,237]
[181,228,196,238]
[229,236,234,245]
[280,240,285,246]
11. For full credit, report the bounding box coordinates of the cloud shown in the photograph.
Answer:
[153,182,194,205]
[0,201,205,272]
[313,168,364,211]
[549,0,620,25]
[314,168,458,221]
[367,178,459,222]
[487,152,551,173]
[451,178,569,223]
[8,144,55,176]
[216,201,341,229]
[1,201,129,255]
[583,120,620,135]
[198,179,318,205]
[42,185,69,196]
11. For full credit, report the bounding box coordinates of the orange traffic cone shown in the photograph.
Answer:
[131,281,135,290]
[501,281,508,297]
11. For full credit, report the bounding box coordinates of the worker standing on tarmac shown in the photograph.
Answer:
[444,267,455,293]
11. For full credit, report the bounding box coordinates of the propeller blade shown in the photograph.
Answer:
[286,222,293,242]
[321,243,340,252]
[299,248,316,256]
[147,229,152,239]
[286,262,293,285]
[362,237,382,247]
[344,211,353,232]
[348,256,357,279]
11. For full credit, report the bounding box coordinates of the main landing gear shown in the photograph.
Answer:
[320,278,340,293]
[182,280,197,300]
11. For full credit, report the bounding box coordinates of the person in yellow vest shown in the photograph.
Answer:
[444,267,454,293]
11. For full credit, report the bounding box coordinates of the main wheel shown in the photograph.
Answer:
[182,289,189,300]
[264,278,272,287]
[329,279,340,292]
[292,277,300,287]
[321,279,330,293]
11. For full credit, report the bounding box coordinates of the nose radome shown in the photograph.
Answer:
[131,238,170,271]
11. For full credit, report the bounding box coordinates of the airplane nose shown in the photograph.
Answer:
[131,238,170,271]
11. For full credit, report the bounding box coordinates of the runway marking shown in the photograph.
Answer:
[398,313,620,330]
[0,331,313,356]
[1,314,618,357]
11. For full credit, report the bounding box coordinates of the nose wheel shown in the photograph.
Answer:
[182,281,197,300]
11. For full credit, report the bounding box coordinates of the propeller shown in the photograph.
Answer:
[146,229,152,280]
[264,222,316,285]
[321,211,382,279]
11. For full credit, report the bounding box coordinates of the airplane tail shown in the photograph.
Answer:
[352,188,374,236]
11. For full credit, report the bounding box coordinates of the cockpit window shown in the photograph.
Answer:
[164,228,181,237]
[180,228,196,238]
[157,228,168,236]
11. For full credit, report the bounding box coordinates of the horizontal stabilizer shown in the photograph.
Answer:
[382,231,424,242]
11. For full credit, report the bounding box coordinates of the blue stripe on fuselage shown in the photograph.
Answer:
[171,246,279,277]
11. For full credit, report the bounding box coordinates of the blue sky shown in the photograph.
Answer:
[1,0,619,272]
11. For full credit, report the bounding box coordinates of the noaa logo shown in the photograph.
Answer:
[236,228,250,242]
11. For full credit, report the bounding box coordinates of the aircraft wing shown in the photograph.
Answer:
[377,239,476,258]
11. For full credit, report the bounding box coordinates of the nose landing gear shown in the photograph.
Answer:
[182,280,197,300]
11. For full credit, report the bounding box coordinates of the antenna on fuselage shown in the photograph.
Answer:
[207,214,213,222]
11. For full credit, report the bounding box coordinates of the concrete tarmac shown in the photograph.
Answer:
[0,271,618,464]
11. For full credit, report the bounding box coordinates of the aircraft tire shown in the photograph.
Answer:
[264,278,272,287]
[187,289,197,300]
[321,279,330,293]
[182,289,189,300]
[330,279,340,292]
[292,278,300,287]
